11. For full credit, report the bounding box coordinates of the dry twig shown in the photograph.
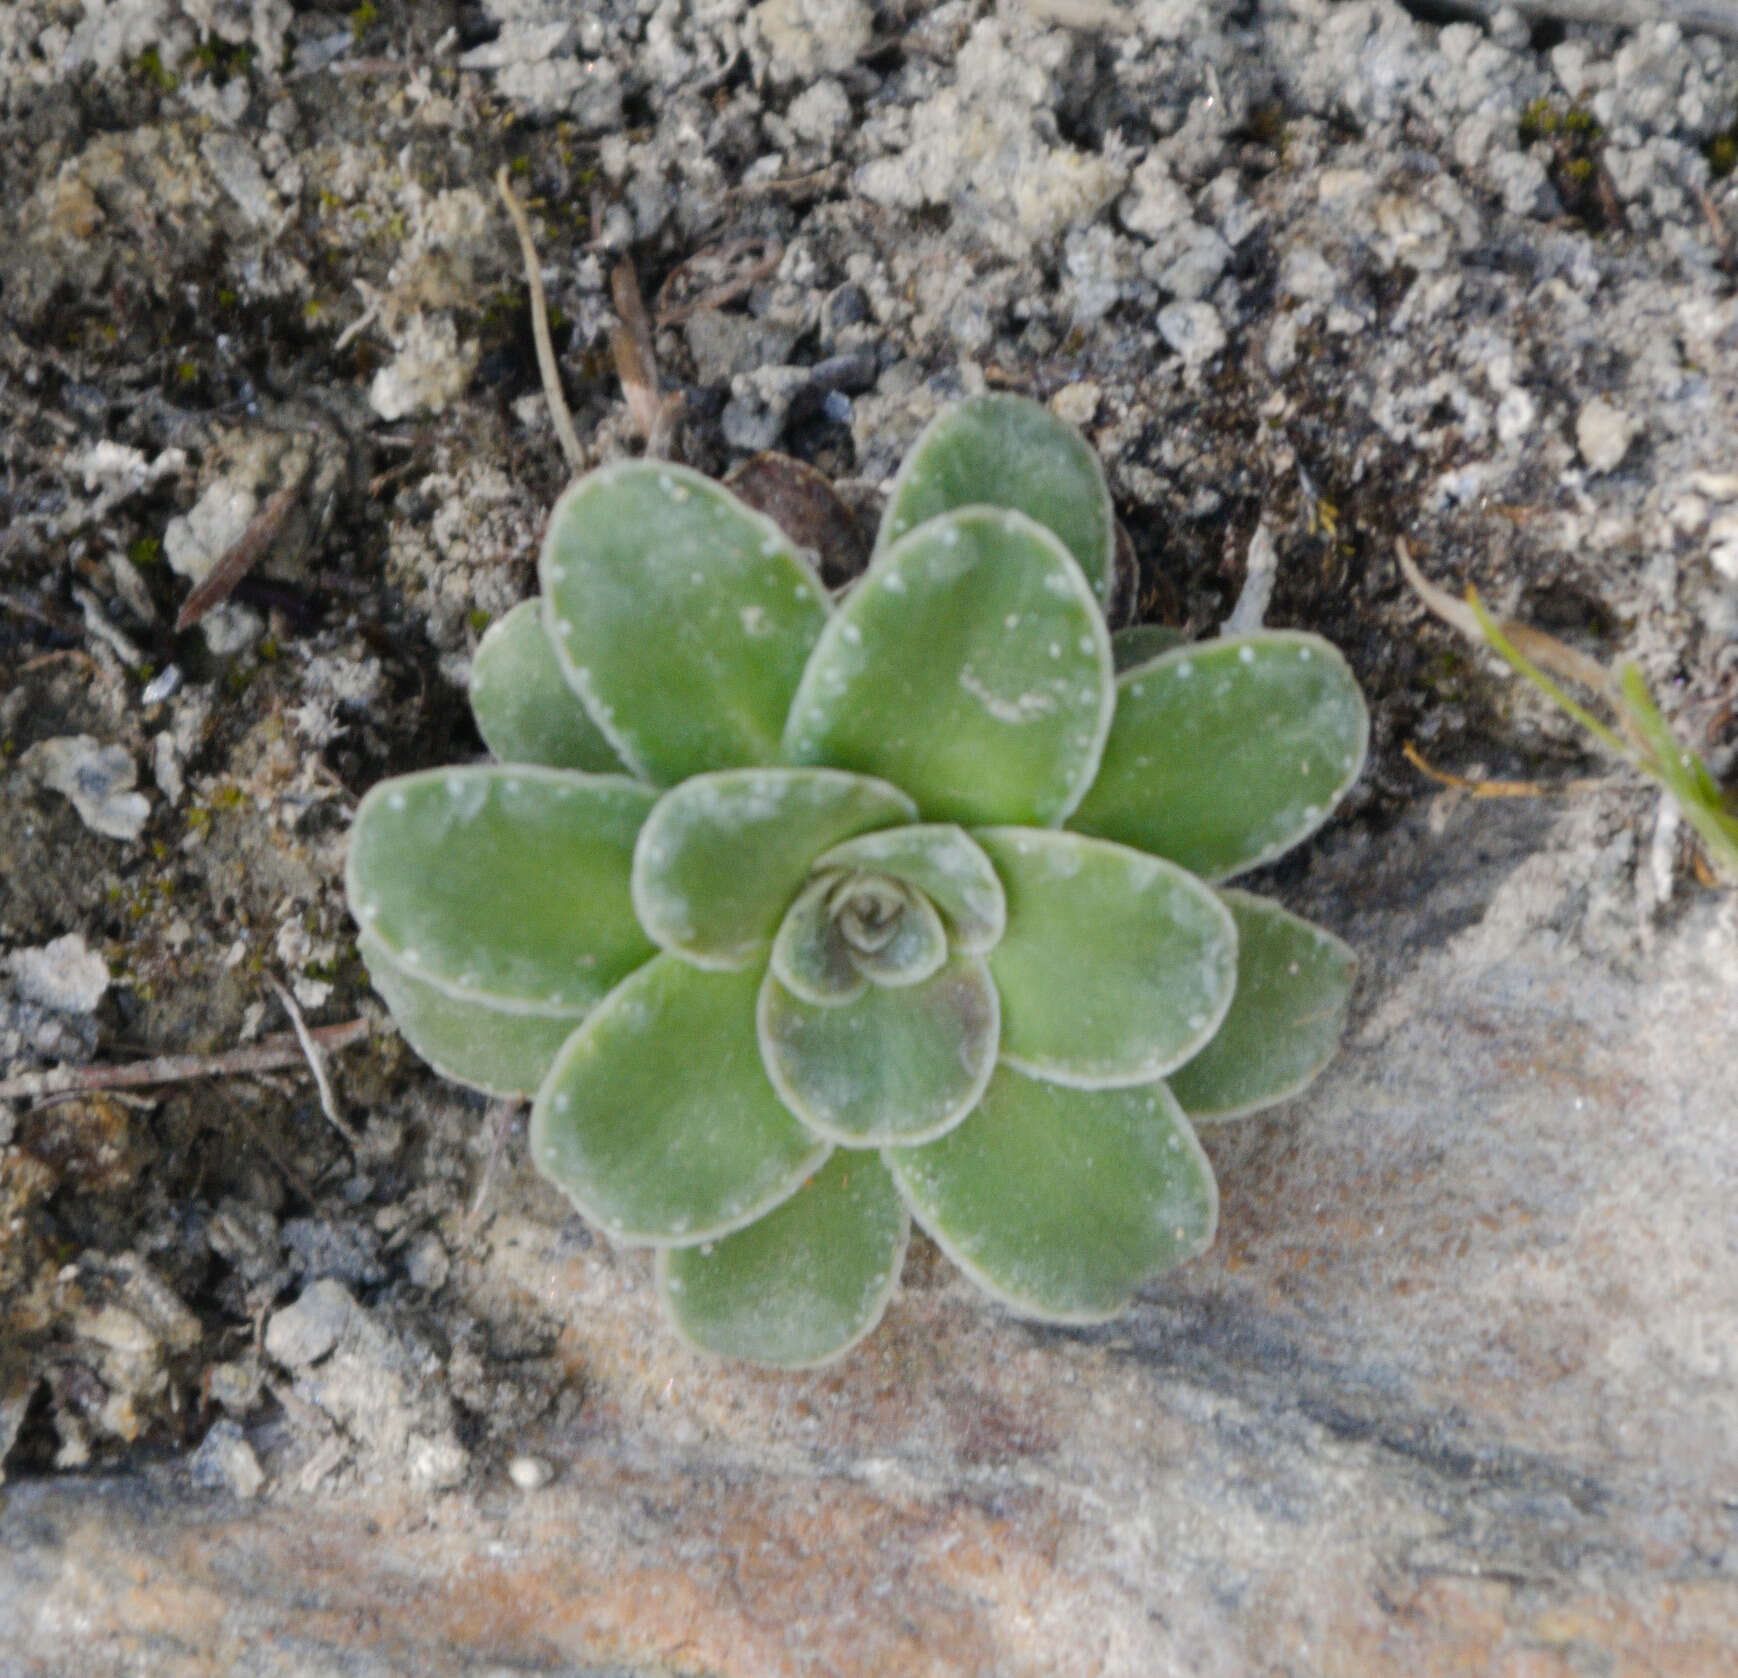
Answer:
[0,1020,371,1104]
[266,976,364,1151]
[495,166,585,475]
[1401,742,1602,799]
[464,1098,524,1233]
[175,480,306,632]
[1395,539,1615,698]
[653,237,783,326]
[611,258,682,456]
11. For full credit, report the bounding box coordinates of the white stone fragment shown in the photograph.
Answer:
[164,479,256,583]
[189,1419,265,1500]
[5,934,110,1014]
[1577,399,1635,474]
[369,314,479,421]
[1157,301,1227,372]
[264,1278,358,1369]
[508,1454,554,1491]
[21,736,151,841]
[752,0,872,84]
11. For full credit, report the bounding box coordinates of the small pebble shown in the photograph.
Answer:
[264,1277,357,1369]
[189,1419,265,1500]
[508,1454,553,1491]
[1576,398,1634,473]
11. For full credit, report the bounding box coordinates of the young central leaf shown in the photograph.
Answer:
[812,824,1005,955]
[540,461,830,784]
[632,768,916,968]
[830,873,909,952]
[770,872,865,1005]
[827,873,948,987]
[782,507,1114,827]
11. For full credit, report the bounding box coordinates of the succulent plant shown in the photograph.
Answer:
[347,395,1368,1367]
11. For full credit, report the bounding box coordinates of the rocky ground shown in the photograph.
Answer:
[2,0,1737,1672]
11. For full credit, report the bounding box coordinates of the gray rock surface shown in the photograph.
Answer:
[1,0,1736,1671]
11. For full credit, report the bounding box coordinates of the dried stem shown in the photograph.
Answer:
[464,1097,525,1234]
[610,257,682,456]
[266,976,364,1151]
[176,480,305,632]
[1401,741,1604,799]
[0,1020,371,1103]
[495,166,585,475]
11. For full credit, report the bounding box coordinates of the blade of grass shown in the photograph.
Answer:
[1614,664,1738,879]
[1398,540,1737,885]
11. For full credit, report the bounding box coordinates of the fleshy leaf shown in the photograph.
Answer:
[658,1150,909,1368]
[540,461,830,784]
[877,393,1116,605]
[531,956,829,1245]
[783,507,1114,827]
[830,874,948,987]
[1070,631,1368,880]
[812,824,1005,955]
[469,599,628,774]
[632,769,915,969]
[357,931,584,1098]
[1111,622,1187,673]
[1168,890,1356,1122]
[886,1067,1217,1322]
[769,872,864,1006]
[346,768,657,1011]
[973,828,1237,1087]
[758,956,999,1146]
